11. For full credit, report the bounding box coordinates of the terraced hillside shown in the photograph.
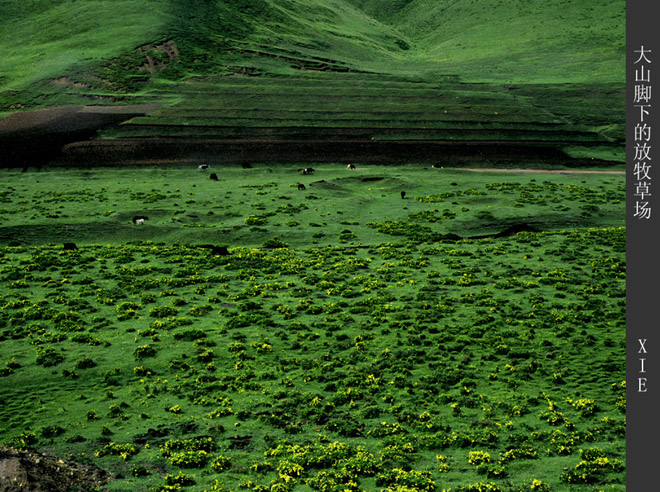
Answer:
[0,0,625,166]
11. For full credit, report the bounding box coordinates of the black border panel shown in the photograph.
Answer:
[627,1,660,490]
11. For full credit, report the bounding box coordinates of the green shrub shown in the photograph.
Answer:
[162,437,215,456]
[211,455,231,472]
[375,468,436,492]
[560,447,624,483]
[245,215,267,225]
[168,450,210,468]
[134,344,157,359]
[76,356,96,369]
[164,471,196,486]
[95,442,140,460]
[39,425,65,438]
[131,465,150,477]
[35,346,64,367]
[149,306,178,318]
[9,432,37,448]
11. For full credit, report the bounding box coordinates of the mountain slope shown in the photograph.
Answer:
[0,0,624,99]
[346,0,625,82]
[0,1,170,92]
[0,0,625,165]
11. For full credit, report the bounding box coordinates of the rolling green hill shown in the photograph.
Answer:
[0,0,626,162]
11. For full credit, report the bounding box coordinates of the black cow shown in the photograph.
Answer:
[210,173,219,181]
[401,191,406,199]
[347,164,356,170]
[298,183,306,190]
[241,162,253,169]
[199,244,230,256]
[63,242,78,251]
[302,168,315,175]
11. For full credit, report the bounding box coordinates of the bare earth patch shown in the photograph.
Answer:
[463,167,624,175]
[0,446,111,492]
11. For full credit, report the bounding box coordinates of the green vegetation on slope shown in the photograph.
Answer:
[1,0,625,107]
[383,0,625,83]
[0,1,625,161]
[0,0,170,92]
[0,226,625,492]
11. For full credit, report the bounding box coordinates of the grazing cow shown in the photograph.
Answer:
[210,173,219,181]
[241,162,252,169]
[347,164,356,170]
[431,163,443,169]
[63,242,78,251]
[401,191,406,199]
[199,244,230,256]
[198,164,210,171]
[133,215,149,225]
[298,183,306,190]
[302,168,315,175]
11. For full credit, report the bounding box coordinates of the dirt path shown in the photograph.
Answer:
[462,167,624,175]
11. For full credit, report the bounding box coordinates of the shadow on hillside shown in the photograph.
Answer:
[0,105,158,168]
[0,106,622,169]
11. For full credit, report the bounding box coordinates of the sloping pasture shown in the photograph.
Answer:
[0,166,625,491]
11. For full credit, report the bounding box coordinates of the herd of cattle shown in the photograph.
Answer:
[61,162,444,252]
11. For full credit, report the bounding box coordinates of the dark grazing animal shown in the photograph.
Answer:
[347,164,356,170]
[210,173,219,181]
[302,168,315,175]
[298,183,306,190]
[63,242,78,251]
[401,191,406,199]
[199,244,230,256]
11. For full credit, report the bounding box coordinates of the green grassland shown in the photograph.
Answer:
[0,1,625,161]
[0,165,625,247]
[0,0,626,95]
[0,166,625,491]
[1,1,626,490]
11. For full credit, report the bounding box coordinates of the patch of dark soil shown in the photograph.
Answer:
[57,138,582,167]
[0,445,111,492]
[227,434,252,450]
[467,223,540,240]
[0,105,159,168]
[174,422,199,435]
[309,180,343,189]
[133,425,171,445]
[54,135,625,168]
[496,223,540,237]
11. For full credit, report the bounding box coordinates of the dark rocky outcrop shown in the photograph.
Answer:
[0,446,111,492]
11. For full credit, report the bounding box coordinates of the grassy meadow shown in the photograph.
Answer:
[0,1,627,491]
[0,165,626,491]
